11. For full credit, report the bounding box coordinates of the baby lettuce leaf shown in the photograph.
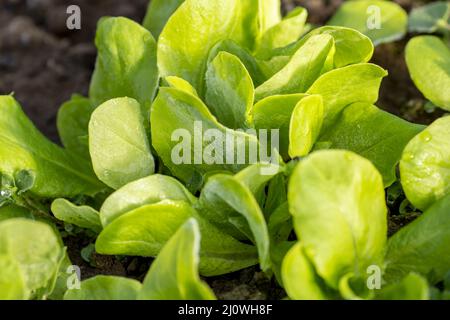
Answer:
[234,163,283,201]
[51,199,102,233]
[253,94,308,160]
[158,0,258,93]
[89,97,155,190]
[400,116,450,210]
[258,0,281,34]
[289,95,324,158]
[255,34,334,101]
[385,194,450,284]
[376,273,429,300]
[100,174,196,227]
[164,76,199,97]
[207,40,266,87]
[96,201,191,256]
[264,173,287,218]
[258,26,373,76]
[65,276,142,300]
[307,63,387,129]
[317,102,424,186]
[268,202,292,244]
[142,0,185,38]
[197,173,272,271]
[289,150,387,288]
[151,88,263,185]
[405,36,450,111]
[328,0,407,45]
[338,273,374,300]
[255,7,308,56]
[0,96,103,198]
[0,254,27,300]
[270,240,294,288]
[0,219,64,299]
[89,17,158,114]
[205,52,254,129]
[139,219,216,300]
[408,1,450,34]
[282,243,329,300]
[96,201,258,276]
[57,95,94,158]
[47,252,73,300]
[301,27,374,68]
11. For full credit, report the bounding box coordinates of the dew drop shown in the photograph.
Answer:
[404,152,415,160]
[421,132,432,142]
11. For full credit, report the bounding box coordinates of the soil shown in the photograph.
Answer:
[0,0,149,142]
[0,0,444,299]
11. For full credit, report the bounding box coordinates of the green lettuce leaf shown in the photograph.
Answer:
[282,243,329,300]
[0,96,103,198]
[64,276,142,300]
[408,1,450,34]
[197,173,272,271]
[268,202,292,244]
[385,194,450,284]
[299,26,374,68]
[96,200,258,276]
[164,76,199,97]
[258,0,281,33]
[89,97,155,190]
[255,7,308,56]
[100,174,196,227]
[307,63,387,129]
[289,95,324,158]
[400,116,450,210]
[0,219,64,298]
[288,150,387,288]
[405,36,450,111]
[255,34,334,101]
[0,254,28,300]
[51,199,102,233]
[205,52,254,129]
[143,0,185,38]
[253,94,308,160]
[0,205,33,222]
[57,95,93,158]
[138,219,216,300]
[264,173,287,218]
[317,102,424,186]
[376,273,429,300]
[89,17,159,114]
[257,26,373,76]
[151,88,268,186]
[157,0,259,93]
[207,40,266,87]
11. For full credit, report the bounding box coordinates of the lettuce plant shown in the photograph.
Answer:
[282,150,449,300]
[0,0,450,300]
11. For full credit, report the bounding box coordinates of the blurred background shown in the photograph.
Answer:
[0,0,439,142]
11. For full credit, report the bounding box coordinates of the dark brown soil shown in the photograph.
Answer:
[0,0,148,142]
[0,0,443,300]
